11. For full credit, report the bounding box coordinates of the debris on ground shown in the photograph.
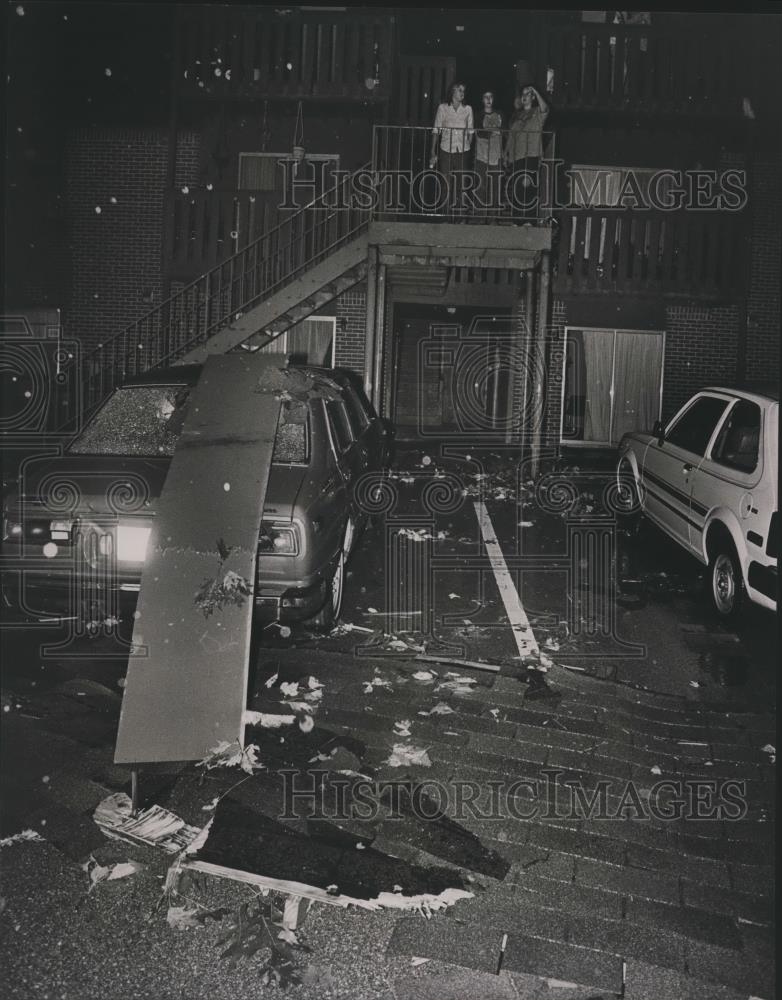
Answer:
[362,673,394,694]
[434,672,478,695]
[385,743,432,768]
[94,793,202,853]
[83,856,145,891]
[244,712,296,728]
[0,829,44,848]
[417,702,454,717]
[199,741,265,774]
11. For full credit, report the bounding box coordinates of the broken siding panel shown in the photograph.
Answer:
[114,353,282,764]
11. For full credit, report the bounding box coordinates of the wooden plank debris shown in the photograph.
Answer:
[114,354,283,764]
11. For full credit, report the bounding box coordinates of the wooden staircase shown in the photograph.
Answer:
[78,165,372,417]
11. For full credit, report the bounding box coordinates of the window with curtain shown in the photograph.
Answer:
[562,327,664,446]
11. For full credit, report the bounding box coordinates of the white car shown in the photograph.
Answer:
[617,386,778,619]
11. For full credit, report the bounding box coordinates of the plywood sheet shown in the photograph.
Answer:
[114,354,283,763]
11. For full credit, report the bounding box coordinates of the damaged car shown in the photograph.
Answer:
[2,363,390,629]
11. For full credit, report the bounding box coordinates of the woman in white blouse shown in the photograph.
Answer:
[429,82,474,212]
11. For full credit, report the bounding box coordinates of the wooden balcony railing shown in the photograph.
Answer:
[534,22,745,115]
[555,209,745,297]
[175,7,393,101]
[371,125,557,224]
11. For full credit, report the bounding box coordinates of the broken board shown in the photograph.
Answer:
[114,353,282,764]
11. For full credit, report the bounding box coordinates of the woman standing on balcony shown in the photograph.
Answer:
[504,84,549,219]
[429,82,474,214]
[474,90,504,216]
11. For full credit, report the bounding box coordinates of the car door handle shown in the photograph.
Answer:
[682,463,693,474]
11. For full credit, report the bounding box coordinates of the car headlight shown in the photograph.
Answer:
[3,517,22,540]
[116,523,152,563]
[258,522,298,555]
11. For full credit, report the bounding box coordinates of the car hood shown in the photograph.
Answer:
[4,453,307,521]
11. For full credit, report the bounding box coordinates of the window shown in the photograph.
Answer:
[256,316,335,367]
[69,385,192,457]
[327,399,353,454]
[238,153,281,191]
[561,327,664,445]
[237,153,340,192]
[342,385,370,437]
[274,401,309,464]
[711,399,761,473]
[69,385,307,463]
[665,397,729,456]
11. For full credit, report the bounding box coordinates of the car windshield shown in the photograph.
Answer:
[69,385,307,463]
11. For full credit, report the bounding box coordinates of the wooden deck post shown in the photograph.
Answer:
[530,250,552,478]
[363,245,379,404]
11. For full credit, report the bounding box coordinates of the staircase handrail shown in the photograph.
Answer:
[75,161,372,421]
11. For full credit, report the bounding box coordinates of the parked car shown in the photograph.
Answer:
[617,386,778,619]
[2,363,390,629]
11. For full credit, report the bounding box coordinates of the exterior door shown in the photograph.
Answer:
[641,393,731,550]
[561,327,664,446]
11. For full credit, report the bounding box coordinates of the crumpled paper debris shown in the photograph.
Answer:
[385,743,432,768]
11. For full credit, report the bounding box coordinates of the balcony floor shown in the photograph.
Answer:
[368,220,551,271]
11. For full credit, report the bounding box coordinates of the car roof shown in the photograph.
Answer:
[702,385,779,405]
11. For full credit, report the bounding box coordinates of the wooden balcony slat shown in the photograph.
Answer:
[685,214,701,291]
[612,34,626,106]
[720,214,735,292]
[563,31,581,106]
[348,20,360,88]
[704,215,721,294]
[615,214,631,290]
[597,35,611,104]
[648,216,662,290]
[660,216,674,294]
[362,22,375,89]
[275,27,288,91]
[332,21,344,92]
[583,34,597,105]
[572,213,587,290]
[586,212,602,291]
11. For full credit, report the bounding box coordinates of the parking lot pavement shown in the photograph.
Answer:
[0,450,776,999]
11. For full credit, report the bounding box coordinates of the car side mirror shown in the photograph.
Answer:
[652,420,665,446]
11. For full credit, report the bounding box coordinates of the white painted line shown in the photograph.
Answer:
[473,501,539,660]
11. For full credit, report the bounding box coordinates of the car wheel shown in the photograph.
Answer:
[311,547,345,633]
[709,543,745,620]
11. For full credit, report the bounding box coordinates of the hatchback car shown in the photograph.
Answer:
[617,386,778,619]
[2,363,390,629]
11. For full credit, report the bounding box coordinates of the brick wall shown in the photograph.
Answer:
[746,155,781,381]
[544,298,568,448]
[173,132,202,189]
[65,128,168,355]
[662,303,741,419]
[333,285,367,375]
[64,128,200,357]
